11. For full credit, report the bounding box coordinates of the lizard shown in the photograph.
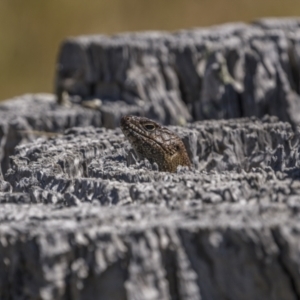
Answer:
[120,115,191,173]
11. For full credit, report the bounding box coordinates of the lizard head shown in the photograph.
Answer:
[121,115,191,172]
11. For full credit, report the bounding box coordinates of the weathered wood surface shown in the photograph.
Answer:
[1,18,300,299]
[55,17,300,127]
[2,116,300,299]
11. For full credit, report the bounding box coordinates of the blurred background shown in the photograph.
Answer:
[0,0,299,101]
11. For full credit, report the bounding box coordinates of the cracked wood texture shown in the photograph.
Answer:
[55,17,300,127]
[1,17,300,300]
[3,116,300,300]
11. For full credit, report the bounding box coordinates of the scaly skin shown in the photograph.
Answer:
[121,115,191,173]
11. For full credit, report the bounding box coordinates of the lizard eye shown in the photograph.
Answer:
[144,123,155,131]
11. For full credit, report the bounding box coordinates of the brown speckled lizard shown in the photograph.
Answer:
[121,115,191,173]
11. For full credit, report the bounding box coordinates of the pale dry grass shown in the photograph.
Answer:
[0,0,299,100]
